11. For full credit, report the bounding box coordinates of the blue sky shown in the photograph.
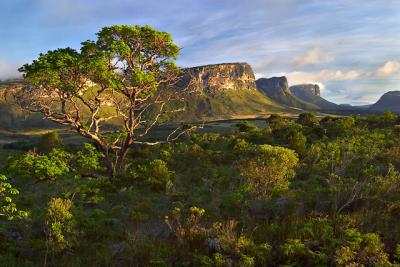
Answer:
[0,0,399,104]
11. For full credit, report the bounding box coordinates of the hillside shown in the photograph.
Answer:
[256,77,319,110]
[0,80,55,129]
[289,84,340,110]
[171,63,296,121]
[370,91,400,113]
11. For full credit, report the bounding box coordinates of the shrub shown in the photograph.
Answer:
[6,149,71,181]
[135,159,174,192]
[46,197,75,252]
[335,229,391,266]
[74,143,104,173]
[238,144,299,200]
[0,175,28,220]
[297,113,319,127]
[235,121,258,133]
[36,131,63,154]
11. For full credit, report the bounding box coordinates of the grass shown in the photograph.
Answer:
[168,89,302,122]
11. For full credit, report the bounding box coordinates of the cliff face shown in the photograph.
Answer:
[290,84,320,97]
[290,84,339,110]
[0,80,22,99]
[256,77,319,110]
[178,63,256,94]
[256,76,290,97]
[370,91,400,112]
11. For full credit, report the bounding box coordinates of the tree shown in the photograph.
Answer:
[297,113,319,127]
[16,25,193,176]
[238,144,298,200]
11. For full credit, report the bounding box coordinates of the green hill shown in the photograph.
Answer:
[170,89,297,122]
[370,91,400,113]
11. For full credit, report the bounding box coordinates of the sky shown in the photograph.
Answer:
[0,0,400,105]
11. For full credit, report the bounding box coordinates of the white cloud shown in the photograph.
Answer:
[375,60,400,77]
[0,59,20,80]
[279,69,362,85]
[291,48,334,67]
[274,59,400,88]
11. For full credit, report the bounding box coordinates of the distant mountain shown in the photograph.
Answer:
[370,91,400,113]
[178,63,256,94]
[289,84,340,110]
[256,77,319,110]
[171,63,294,121]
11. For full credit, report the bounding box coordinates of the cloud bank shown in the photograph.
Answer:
[0,59,19,80]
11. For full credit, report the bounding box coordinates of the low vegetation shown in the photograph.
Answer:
[1,112,400,266]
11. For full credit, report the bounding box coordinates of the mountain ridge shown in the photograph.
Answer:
[256,77,319,110]
[289,84,340,110]
[370,91,400,112]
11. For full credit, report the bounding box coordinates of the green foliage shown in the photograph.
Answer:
[74,143,104,173]
[2,113,400,265]
[394,125,400,138]
[321,116,356,138]
[236,121,258,133]
[164,206,207,247]
[0,175,28,220]
[46,197,75,252]
[87,24,179,96]
[5,149,71,181]
[18,24,182,175]
[297,112,319,127]
[238,144,299,199]
[335,229,391,266]
[286,130,307,154]
[266,114,288,129]
[281,239,327,266]
[130,159,174,192]
[19,48,85,92]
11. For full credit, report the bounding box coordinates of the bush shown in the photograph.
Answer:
[297,113,319,127]
[5,149,71,181]
[36,131,63,154]
[335,229,391,266]
[238,144,299,200]
[135,159,174,192]
[0,174,28,220]
[235,121,258,133]
[46,198,75,252]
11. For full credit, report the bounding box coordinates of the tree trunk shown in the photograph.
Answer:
[114,145,131,175]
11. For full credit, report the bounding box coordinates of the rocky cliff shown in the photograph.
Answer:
[370,91,400,113]
[169,63,294,121]
[290,84,339,110]
[178,63,256,94]
[290,84,320,97]
[256,77,319,110]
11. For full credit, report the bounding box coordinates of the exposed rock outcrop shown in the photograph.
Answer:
[256,77,318,110]
[291,84,320,97]
[178,63,256,94]
[290,84,339,110]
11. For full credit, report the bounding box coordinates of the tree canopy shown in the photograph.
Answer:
[17,25,190,175]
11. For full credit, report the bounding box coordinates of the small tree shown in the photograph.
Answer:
[16,25,193,176]
[238,144,299,200]
[297,113,319,127]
